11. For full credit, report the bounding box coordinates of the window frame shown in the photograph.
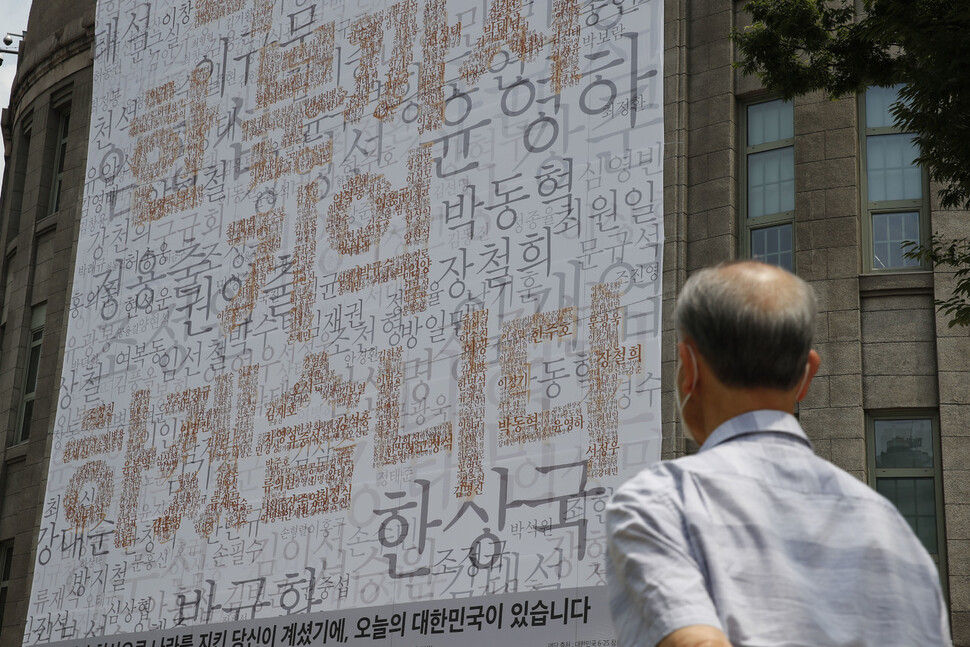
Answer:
[739,96,796,271]
[0,252,14,327]
[47,100,72,217]
[865,410,947,594]
[0,540,12,633]
[4,113,32,239]
[859,86,931,273]
[14,304,46,445]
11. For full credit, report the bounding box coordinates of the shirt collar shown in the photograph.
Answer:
[699,410,813,452]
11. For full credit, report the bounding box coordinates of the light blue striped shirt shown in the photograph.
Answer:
[606,410,951,647]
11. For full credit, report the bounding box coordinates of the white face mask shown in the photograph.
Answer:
[676,345,698,437]
[794,362,811,401]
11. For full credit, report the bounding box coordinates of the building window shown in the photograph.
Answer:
[866,412,945,566]
[0,540,12,633]
[15,303,46,444]
[5,116,31,238]
[741,98,794,271]
[0,253,14,327]
[48,103,71,216]
[861,85,929,272]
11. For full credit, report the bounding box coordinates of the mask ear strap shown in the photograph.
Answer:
[685,345,698,394]
[795,362,810,398]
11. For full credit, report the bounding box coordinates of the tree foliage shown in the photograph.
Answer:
[734,0,970,325]
[905,237,970,327]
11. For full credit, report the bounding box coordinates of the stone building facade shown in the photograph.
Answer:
[0,0,967,645]
[0,1,95,644]
[663,1,970,643]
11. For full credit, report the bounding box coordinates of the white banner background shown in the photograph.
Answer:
[27,0,663,643]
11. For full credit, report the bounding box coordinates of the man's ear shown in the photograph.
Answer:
[795,349,821,402]
[677,341,698,394]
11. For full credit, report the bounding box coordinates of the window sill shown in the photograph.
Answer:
[3,441,28,462]
[36,210,60,229]
[859,271,934,298]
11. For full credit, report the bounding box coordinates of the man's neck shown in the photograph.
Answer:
[693,386,797,446]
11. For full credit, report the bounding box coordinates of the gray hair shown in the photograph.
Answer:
[674,262,817,390]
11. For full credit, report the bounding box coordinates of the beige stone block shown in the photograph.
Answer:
[795,248,828,282]
[689,121,733,157]
[661,422,679,458]
[686,208,710,242]
[930,209,970,236]
[811,277,860,312]
[828,374,862,408]
[818,216,859,248]
[935,309,969,341]
[827,310,860,342]
[664,40,687,73]
[688,96,722,131]
[799,158,857,190]
[689,41,713,74]
[947,504,970,540]
[734,69,764,97]
[829,437,866,473]
[941,404,970,437]
[796,217,858,250]
[862,341,937,376]
[687,154,711,187]
[662,269,681,301]
[703,206,734,238]
[690,10,732,47]
[733,0,753,29]
[688,176,734,214]
[687,235,734,272]
[861,308,936,343]
[661,389,678,426]
[824,126,859,160]
[794,131,825,165]
[934,306,970,338]
[933,269,960,295]
[665,0,688,25]
[825,245,860,279]
[810,438,832,460]
[794,190,825,221]
[861,292,934,313]
[706,147,734,177]
[812,307,830,343]
[794,102,825,136]
[820,95,858,123]
[799,406,864,440]
[692,39,734,74]
[687,67,732,102]
[945,472,970,507]
[863,375,939,410]
[952,576,970,613]
[938,337,970,372]
[940,371,970,405]
[801,374,830,409]
[666,85,689,127]
[942,438,970,473]
[706,37,733,72]
[814,340,861,375]
[823,186,858,218]
[950,610,970,646]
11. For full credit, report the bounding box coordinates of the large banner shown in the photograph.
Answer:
[26,0,663,644]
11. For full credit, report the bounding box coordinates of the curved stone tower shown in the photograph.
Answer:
[0,1,96,644]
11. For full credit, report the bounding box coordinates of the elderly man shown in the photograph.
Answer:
[606,262,950,647]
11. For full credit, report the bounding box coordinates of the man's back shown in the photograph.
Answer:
[606,411,950,647]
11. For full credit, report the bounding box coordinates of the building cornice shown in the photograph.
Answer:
[9,14,94,123]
